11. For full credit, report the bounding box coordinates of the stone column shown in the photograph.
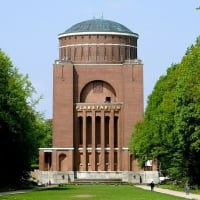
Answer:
[74,114,79,171]
[39,150,45,170]
[82,110,87,170]
[52,150,57,171]
[92,110,96,170]
[109,110,114,171]
[117,113,121,170]
[101,111,105,171]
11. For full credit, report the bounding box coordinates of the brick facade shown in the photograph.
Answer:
[38,19,158,184]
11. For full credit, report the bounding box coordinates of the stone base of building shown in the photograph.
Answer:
[35,170,159,185]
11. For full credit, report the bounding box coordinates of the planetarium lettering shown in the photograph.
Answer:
[76,104,121,111]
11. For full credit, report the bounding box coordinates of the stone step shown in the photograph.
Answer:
[73,178,123,184]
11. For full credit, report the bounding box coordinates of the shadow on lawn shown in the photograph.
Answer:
[39,185,78,192]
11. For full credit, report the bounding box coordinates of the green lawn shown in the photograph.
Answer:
[0,184,186,200]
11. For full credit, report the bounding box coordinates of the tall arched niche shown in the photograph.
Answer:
[80,80,117,103]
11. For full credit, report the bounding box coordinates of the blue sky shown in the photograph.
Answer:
[0,0,199,119]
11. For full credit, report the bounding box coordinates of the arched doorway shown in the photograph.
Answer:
[59,154,67,171]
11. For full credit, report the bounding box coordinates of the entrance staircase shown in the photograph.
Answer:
[73,178,124,184]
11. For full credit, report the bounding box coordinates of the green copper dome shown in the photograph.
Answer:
[59,18,138,38]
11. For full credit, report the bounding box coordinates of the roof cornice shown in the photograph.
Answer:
[58,31,139,39]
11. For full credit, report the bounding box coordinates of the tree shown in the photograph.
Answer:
[173,37,200,183]
[0,50,48,187]
[41,119,52,148]
[31,118,52,166]
[129,37,200,184]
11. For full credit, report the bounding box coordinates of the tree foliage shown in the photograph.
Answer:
[0,50,51,187]
[38,119,52,148]
[129,36,200,184]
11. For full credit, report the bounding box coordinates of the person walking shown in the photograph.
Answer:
[185,182,190,196]
[150,181,155,191]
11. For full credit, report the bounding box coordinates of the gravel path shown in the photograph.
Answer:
[135,184,200,200]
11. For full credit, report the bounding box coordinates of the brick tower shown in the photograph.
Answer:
[38,18,154,184]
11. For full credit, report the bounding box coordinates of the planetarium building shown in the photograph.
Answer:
[38,18,158,184]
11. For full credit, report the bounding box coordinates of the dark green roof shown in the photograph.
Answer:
[59,18,138,37]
